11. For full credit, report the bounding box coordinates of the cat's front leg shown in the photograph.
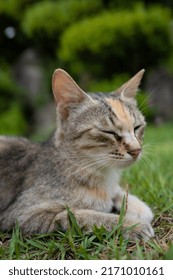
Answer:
[17,207,120,234]
[17,206,154,241]
[48,208,154,241]
[113,186,154,223]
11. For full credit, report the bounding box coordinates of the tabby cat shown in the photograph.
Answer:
[0,69,154,241]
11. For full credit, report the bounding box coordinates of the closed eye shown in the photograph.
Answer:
[134,125,141,132]
[134,124,145,139]
[101,130,122,141]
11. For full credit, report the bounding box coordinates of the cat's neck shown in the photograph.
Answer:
[104,168,121,191]
[67,155,122,192]
[55,141,122,191]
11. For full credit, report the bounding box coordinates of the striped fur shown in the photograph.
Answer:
[0,69,154,241]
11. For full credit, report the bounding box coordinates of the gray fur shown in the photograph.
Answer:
[0,69,154,241]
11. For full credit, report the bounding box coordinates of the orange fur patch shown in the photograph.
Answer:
[87,187,108,201]
[107,99,133,129]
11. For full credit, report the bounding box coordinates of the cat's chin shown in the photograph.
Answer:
[119,153,142,169]
[116,162,134,169]
[116,158,139,169]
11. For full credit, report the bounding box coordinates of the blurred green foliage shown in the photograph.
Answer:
[88,73,130,92]
[0,65,27,135]
[0,104,27,135]
[0,66,18,110]
[0,0,24,19]
[59,5,172,77]
[0,0,173,135]
[22,0,103,37]
[136,92,156,121]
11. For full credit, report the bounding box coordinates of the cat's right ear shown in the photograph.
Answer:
[52,69,90,119]
[112,69,145,99]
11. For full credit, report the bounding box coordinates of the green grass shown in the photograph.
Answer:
[0,124,173,260]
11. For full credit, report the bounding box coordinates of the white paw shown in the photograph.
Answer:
[126,194,154,223]
[123,217,154,242]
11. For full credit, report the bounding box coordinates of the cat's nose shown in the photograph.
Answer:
[127,148,142,159]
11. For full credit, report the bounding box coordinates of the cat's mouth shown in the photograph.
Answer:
[109,151,142,168]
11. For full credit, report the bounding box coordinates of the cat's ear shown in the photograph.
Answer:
[113,69,145,99]
[52,69,89,119]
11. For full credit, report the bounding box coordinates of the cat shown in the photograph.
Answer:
[0,68,154,241]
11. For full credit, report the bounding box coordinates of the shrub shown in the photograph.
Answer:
[88,73,130,92]
[0,0,24,19]
[0,103,27,135]
[59,5,172,78]
[22,0,103,37]
[0,65,20,110]
[0,65,27,135]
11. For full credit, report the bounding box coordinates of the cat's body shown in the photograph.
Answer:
[0,69,154,240]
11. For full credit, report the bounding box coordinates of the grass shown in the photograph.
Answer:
[0,124,173,260]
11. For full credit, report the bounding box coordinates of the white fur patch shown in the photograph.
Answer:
[104,168,121,197]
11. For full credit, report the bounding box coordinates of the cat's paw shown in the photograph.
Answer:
[123,217,154,242]
[126,194,154,223]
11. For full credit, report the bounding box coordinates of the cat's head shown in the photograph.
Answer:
[52,69,146,169]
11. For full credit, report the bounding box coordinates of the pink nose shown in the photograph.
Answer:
[127,148,141,159]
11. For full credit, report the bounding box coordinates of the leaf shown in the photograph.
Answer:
[66,206,83,236]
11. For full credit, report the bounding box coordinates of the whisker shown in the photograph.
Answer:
[138,85,161,110]
[137,156,149,170]
[71,158,111,175]
[65,159,96,172]
[140,103,156,113]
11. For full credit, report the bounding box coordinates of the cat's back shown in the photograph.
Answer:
[0,136,39,169]
[0,136,40,211]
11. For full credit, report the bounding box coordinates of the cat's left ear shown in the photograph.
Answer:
[52,69,91,119]
[113,69,145,99]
